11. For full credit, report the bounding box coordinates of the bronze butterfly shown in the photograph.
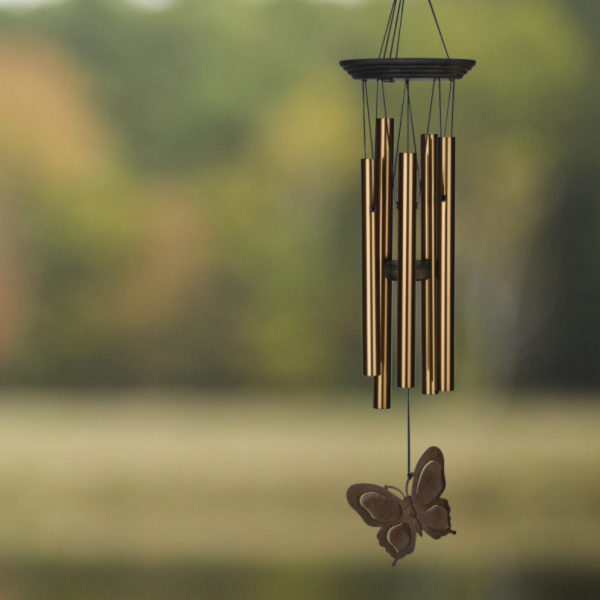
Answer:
[346,446,455,565]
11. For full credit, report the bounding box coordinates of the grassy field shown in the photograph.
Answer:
[0,390,597,598]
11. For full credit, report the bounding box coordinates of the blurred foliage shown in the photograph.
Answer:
[4,563,599,600]
[0,0,595,388]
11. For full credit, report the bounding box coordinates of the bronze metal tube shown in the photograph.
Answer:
[421,133,441,395]
[373,118,393,409]
[397,152,416,389]
[361,158,379,376]
[439,137,455,392]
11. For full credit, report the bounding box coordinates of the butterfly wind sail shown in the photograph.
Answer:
[346,447,455,564]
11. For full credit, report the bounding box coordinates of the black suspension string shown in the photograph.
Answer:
[380,0,449,59]
[379,0,410,59]
[451,80,456,137]
[427,0,450,59]
[378,0,398,58]
[381,81,388,118]
[398,81,408,149]
[406,82,420,193]
[443,79,453,137]
[388,0,403,59]
[406,86,410,150]
[394,0,406,58]
[438,78,443,135]
[392,81,408,189]
[407,389,412,480]
[362,82,367,158]
[426,79,436,134]
[365,82,374,156]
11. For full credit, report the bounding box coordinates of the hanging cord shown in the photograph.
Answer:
[427,0,450,59]
[451,80,456,137]
[443,79,453,137]
[363,81,374,158]
[392,81,408,193]
[405,389,413,490]
[378,0,407,59]
[407,83,418,157]
[398,81,408,150]
[365,82,374,156]
[406,85,410,150]
[378,0,398,58]
[362,82,367,158]
[380,0,449,59]
[438,78,443,135]
[405,82,420,206]
[407,390,412,478]
[426,79,436,134]
[387,1,401,59]
[375,80,388,119]
[394,0,406,58]
[388,0,405,59]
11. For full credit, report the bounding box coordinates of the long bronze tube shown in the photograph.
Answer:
[440,137,455,391]
[397,152,416,388]
[374,118,393,409]
[361,158,379,376]
[421,133,441,395]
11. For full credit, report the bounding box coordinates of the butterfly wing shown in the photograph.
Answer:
[416,500,453,539]
[376,519,417,564]
[347,483,417,563]
[347,484,402,526]
[411,447,456,539]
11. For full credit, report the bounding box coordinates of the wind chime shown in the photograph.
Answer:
[340,0,475,563]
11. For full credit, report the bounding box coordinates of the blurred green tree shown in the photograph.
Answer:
[0,0,595,390]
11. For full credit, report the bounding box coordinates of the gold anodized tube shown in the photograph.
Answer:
[374,118,393,409]
[439,137,455,392]
[361,158,380,376]
[421,133,441,395]
[397,152,416,389]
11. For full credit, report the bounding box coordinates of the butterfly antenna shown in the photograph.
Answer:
[386,485,406,498]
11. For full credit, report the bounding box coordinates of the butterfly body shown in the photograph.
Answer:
[398,495,420,532]
[346,446,455,564]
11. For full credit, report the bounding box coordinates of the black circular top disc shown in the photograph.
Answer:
[339,58,476,81]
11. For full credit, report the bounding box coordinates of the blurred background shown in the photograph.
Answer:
[0,0,597,598]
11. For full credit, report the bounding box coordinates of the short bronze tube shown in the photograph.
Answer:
[373,118,393,409]
[421,133,441,395]
[439,137,455,392]
[397,152,416,389]
[361,158,379,376]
